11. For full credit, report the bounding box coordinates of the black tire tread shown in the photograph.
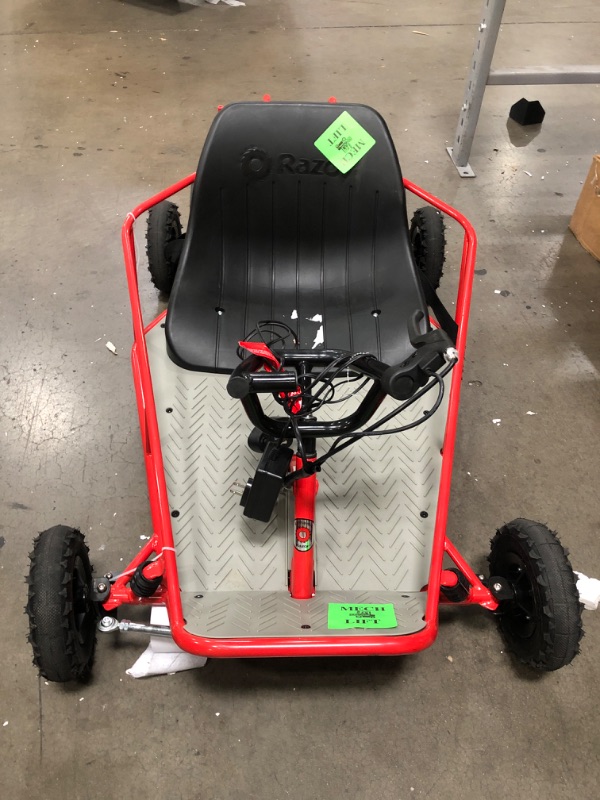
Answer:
[410,206,446,290]
[146,201,182,295]
[26,525,97,682]
[489,518,583,671]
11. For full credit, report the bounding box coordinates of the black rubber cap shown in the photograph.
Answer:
[227,375,250,399]
[509,98,545,126]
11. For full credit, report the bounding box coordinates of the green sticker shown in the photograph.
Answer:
[314,111,376,174]
[327,603,397,630]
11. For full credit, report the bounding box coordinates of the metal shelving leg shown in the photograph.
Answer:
[447,0,506,177]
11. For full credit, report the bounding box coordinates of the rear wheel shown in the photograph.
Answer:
[146,201,184,295]
[489,518,583,671]
[26,526,98,682]
[410,206,445,290]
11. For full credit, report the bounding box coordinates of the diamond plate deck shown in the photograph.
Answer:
[147,324,289,593]
[314,395,445,592]
[146,323,448,637]
[180,590,427,638]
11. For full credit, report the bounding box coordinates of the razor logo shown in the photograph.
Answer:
[277,154,340,177]
[241,147,342,179]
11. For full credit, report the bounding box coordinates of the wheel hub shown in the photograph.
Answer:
[497,555,538,639]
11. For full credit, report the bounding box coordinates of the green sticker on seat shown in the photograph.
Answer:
[314,111,376,174]
[328,603,397,629]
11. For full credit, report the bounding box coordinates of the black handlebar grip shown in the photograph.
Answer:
[227,374,253,399]
[227,369,299,399]
[381,365,416,401]
[227,355,264,399]
[248,371,299,394]
[349,354,415,401]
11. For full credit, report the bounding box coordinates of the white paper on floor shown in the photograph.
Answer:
[126,606,207,678]
[575,571,600,611]
[184,0,246,6]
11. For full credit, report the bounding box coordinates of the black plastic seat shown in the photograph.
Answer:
[166,101,428,372]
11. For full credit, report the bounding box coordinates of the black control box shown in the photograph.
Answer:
[241,443,294,522]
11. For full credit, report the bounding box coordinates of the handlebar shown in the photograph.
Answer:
[227,355,299,399]
[346,355,418,401]
[226,329,456,402]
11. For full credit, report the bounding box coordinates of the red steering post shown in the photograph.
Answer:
[289,456,317,599]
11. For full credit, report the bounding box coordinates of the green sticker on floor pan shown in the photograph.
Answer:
[314,111,376,174]
[328,603,398,629]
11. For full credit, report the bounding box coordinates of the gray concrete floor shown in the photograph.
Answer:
[1,0,599,797]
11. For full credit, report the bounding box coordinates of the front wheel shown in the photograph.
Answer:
[488,518,583,671]
[26,526,98,682]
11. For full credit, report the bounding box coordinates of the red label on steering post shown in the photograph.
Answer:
[238,341,280,369]
[295,519,314,552]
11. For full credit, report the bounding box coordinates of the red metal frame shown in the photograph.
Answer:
[290,457,318,599]
[116,170,497,657]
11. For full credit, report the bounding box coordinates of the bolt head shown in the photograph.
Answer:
[97,582,107,593]
[100,616,113,628]
[493,582,503,592]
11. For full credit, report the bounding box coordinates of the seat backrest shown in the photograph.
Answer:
[166,101,427,372]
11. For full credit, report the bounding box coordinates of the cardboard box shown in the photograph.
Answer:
[569,155,600,261]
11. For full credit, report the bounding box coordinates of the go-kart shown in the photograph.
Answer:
[27,100,583,680]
